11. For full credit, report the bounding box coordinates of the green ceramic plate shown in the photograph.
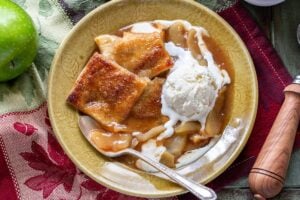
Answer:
[48,0,258,198]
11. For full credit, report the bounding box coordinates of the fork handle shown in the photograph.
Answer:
[248,84,300,199]
[128,149,217,200]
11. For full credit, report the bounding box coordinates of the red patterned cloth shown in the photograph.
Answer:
[0,1,298,199]
[0,104,146,199]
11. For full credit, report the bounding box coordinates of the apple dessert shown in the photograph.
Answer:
[67,20,232,171]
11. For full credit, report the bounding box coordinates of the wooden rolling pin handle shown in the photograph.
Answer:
[249,84,300,199]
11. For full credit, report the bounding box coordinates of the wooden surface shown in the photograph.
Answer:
[218,0,300,199]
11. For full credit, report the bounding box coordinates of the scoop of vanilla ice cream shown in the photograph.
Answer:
[158,42,230,140]
[163,65,217,125]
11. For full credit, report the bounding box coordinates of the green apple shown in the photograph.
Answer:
[0,0,38,82]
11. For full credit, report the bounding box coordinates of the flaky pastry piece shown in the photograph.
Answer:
[131,77,165,118]
[67,52,147,126]
[95,32,173,78]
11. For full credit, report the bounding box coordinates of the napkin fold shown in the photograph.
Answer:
[0,0,299,199]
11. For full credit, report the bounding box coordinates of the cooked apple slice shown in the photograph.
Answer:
[160,150,175,168]
[135,125,165,142]
[174,121,201,135]
[166,22,187,48]
[90,130,132,152]
[205,86,227,136]
[164,135,187,158]
[184,137,210,152]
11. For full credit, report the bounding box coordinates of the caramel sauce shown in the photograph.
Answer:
[123,116,168,133]
[203,36,234,129]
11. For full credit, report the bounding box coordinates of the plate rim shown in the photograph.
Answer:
[48,0,258,198]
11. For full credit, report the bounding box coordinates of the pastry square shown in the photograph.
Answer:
[67,52,147,125]
[131,77,165,118]
[95,32,172,78]
[94,35,120,59]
